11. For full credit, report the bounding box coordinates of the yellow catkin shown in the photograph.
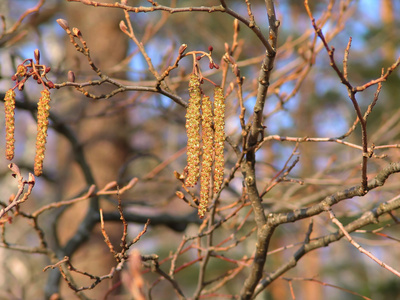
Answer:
[34,89,51,177]
[199,96,213,218]
[213,86,225,194]
[4,89,16,160]
[185,74,201,187]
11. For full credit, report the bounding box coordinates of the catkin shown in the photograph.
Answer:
[213,86,225,194]
[4,89,16,160]
[199,96,213,218]
[34,89,51,177]
[185,74,202,187]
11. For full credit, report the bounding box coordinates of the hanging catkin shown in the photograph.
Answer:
[213,86,225,194]
[185,74,202,187]
[199,95,213,218]
[4,89,16,161]
[34,89,51,177]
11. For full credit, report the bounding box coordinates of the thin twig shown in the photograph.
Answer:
[328,208,400,278]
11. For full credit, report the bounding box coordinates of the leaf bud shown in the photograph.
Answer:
[175,191,185,199]
[56,19,70,31]
[179,44,187,55]
[34,49,40,63]
[119,20,128,33]
[47,81,55,89]
[68,70,76,82]
[174,171,181,179]
[72,27,82,37]
[208,45,213,52]
[234,19,240,32]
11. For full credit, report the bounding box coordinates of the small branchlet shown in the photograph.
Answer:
[186,46,219,72]
[11,49,54,91]
[57,18,102,78]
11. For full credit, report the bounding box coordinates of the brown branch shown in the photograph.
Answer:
[0,164,35,219]
[259,135,363,150]
[254,188,400,296]
[328,208,400,278]
[144,257,186,299]
[304,0,368,192]
[0,0,45,40]
[270,162,400,226]
[45,256,120,294]
[127,219,150,248]
[239,1,279,298]
[355,56,400,92]
[100,209,117,257]
[282,277,372,300]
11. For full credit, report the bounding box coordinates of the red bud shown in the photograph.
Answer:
[72,27,81,37]
[68,70,75,82]
[119,21,128,32]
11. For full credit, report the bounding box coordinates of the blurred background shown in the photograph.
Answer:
[0,0,399,299]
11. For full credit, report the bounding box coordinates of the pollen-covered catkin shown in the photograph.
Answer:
[4,89,16,160]
[34,89,51,177]
[185,74,202,187]
[213,86,225,194]
[199,96,213,218]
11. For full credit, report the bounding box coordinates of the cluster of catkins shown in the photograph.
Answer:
[4,50,53,177]
[4,88,51,177]
[185,74,225,218]
[4,89,51,177]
